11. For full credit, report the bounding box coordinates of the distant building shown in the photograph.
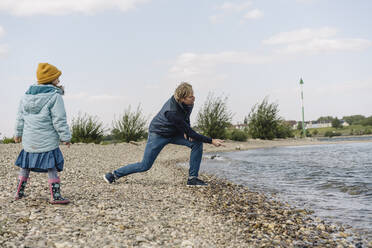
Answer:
[293,121,332,129]
[341,120,350,127]
[233,123,248,130]
[239,119,348,131]
[306,121,332,129]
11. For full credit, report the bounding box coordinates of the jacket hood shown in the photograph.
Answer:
[23,85,62,114]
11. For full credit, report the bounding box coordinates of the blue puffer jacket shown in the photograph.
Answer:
[14,84,71,153]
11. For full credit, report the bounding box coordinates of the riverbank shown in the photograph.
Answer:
[0,139,371,247]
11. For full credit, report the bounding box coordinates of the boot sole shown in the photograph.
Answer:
[103,174,113,184]
[14,195,27,200]
[50,200,70,204]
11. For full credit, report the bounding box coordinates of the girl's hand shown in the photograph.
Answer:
[62,141,71,148]
[14,136,22,143]
[212,139,225,147]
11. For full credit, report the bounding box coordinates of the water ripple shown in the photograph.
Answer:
[200,141,372,241]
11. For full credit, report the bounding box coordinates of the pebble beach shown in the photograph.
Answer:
[1,139,371,248]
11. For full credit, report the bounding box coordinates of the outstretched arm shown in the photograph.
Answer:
[165,111,214,143]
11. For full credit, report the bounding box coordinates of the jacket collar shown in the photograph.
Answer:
[26,84,62,95]
[171,95,193,114]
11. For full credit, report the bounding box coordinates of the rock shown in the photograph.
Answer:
[181,240,194,248]
[54,241,74,248]
[267,223,275,230]
[337,232,348,238]
[317,224,326,231]
[286,220,294,225]
[129,141,140,146]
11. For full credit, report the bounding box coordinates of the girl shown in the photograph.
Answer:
[14,63,71,204]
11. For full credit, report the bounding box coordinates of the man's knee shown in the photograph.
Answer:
[139,161,153,172]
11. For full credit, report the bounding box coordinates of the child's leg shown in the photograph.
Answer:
[19,168,30,178]
[15,169,30,200]
[48,168,69,204]
[47,167,58,179]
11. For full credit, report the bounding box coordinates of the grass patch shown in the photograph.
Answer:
[295,124,372,137]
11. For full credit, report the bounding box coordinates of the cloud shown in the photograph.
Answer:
[165,52,254,91]
[0,26,8,57]
[209,14,224,24]
[0,26,4,38]
[295,0,318,3]
[280,38,372,53]
[218,2,252,12]
[0,44,8,56]
[0,0,150,16]
[168,51,272,84]
[243,9,263,19]
[313,78,372,95]
[210,1,263,23]
[263,27,337,45]
[263,27,372,54]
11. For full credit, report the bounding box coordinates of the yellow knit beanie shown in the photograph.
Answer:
[36,63,62,84]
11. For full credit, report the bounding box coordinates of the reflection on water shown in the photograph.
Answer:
[199,141,372,240]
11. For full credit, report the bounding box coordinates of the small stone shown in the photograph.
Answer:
[338,232,348,238]
[317,224,325,231]
[286,220,294,225]
[54,241,74,248]
[268,223,275,230]
[181,240,193,248]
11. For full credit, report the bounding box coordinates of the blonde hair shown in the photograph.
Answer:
[174,82,193,102]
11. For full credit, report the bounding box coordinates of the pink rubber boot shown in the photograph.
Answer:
[48,178,70,204]
[15,176,29,200]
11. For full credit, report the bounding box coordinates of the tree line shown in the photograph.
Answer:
[3,94,371,144]
[68,94,294,144]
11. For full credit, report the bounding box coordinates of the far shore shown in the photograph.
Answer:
[193,135,372,155]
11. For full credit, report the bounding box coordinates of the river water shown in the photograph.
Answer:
[199,140,372,241]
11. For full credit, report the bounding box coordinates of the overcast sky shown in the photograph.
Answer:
[1,0,371,137]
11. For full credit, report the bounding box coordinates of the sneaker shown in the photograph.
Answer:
[103,172,116,184]
[187,177,208,186]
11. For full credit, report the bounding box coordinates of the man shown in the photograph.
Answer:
[103,82,224,186]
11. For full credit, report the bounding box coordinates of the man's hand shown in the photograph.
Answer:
[14,136,22,143]
[62,141,71,148]
[212,139,224,147]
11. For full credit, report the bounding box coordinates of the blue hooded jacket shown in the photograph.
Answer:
[14,84,71,153]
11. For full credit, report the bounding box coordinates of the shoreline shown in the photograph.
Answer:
[195,136,372,155]
[199,138,372,245]
[0,139,371,247]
